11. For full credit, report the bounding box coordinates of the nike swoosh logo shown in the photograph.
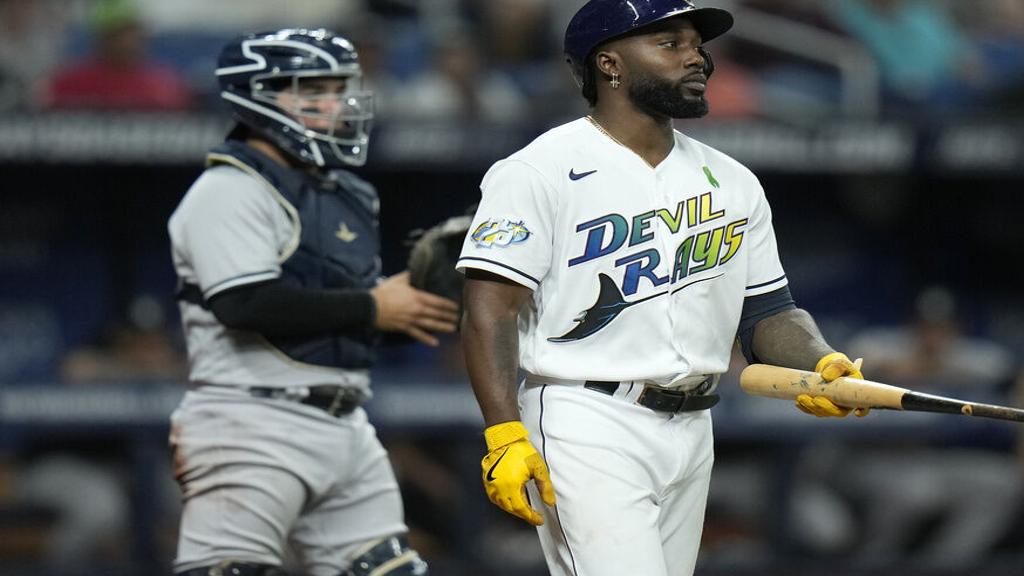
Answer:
[569,168,597,181]
[486,446,510,482]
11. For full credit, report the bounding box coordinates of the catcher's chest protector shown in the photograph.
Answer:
[209,141,382,368]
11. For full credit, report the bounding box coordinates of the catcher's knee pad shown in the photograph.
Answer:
[340,534,428,575]
[176,561,288,576]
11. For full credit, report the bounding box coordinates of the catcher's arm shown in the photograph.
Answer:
[462,269,555,525]
[370,272,459,347]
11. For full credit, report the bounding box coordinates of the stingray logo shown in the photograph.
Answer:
[549,271,723,342]
[470,219,531,248]
[549,273,664,342]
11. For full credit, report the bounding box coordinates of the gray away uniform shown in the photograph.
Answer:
[168,141,406,575]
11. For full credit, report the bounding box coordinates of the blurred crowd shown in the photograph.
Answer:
[0,0,1023,121]
[1,0,1024,575]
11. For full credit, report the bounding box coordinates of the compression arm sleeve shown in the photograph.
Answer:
[736,285,797,364]
[208,279,377,338]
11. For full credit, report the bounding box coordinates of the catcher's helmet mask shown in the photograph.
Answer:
[564,0,733,103]
[217,29,375,168]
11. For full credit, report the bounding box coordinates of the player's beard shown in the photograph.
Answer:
[629,71,709,119]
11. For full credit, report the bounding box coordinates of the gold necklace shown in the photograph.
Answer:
[586,115,655,169]
[586,115,627,147]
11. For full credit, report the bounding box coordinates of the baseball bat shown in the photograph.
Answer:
[740,364,1024,423]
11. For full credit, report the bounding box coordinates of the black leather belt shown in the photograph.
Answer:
[584,380,719,413]
[249,385,363,417]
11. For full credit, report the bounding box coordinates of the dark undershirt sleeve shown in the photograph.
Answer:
[208,279,376,338]
[736,285,797,364]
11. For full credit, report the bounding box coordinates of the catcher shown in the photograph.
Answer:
[167,28,457,576]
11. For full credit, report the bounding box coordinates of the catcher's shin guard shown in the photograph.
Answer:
[341,535,428,575]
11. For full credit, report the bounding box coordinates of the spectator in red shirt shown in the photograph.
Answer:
[43,0,192,110]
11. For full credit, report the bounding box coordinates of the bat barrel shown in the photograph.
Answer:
[900,391,971,415]
[965,403,1024,423]
[902,392,1024,423]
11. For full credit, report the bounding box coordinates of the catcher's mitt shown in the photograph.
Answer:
[407,212,474,306]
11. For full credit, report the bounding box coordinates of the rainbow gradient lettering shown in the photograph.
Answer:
[567,193,747,296]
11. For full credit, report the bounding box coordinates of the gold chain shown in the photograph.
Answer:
[585,115,654,168]
[586,115,627,147]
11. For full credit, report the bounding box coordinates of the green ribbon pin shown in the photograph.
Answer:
[703,166,720,189]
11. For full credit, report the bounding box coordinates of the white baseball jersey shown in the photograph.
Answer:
[457,117,786,386]
[168,164,370,391]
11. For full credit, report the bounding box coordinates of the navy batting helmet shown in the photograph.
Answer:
[216,28,374,168]
[564,0,734,96]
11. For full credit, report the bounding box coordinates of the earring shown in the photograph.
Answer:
[610,73,621,89]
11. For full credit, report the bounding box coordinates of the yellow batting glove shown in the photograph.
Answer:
[481,421,556,526]
[818,352,864,382]
[795,352,871,418]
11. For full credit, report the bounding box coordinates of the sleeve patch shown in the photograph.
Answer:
[470,219,532,248]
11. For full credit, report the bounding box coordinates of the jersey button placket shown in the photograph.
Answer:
[656,168,685,360]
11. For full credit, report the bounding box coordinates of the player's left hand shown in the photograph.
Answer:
[795,352,870,418]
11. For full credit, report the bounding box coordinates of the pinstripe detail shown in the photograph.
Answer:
[457,257,540,286]
[539,384,579,576]
[746,274,787,290]
[670,272,724,295]
[203,269,279,297]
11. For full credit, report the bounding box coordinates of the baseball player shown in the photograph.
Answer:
[457,2,869,575]
[167,29,457,576]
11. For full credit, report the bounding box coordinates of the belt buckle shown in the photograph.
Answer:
[324,388,350,416]
[636,384,654,408]
[320,386,361,417]
[636,384,679,409]
[326,390,343,416]
[636,383,690,412]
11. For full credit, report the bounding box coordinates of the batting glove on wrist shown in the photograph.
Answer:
[481,421,556,526]
[795,352,870,418]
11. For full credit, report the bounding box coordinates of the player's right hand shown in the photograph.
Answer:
[796,353,870,418]
[370,271,460,346]
[481,421,556,526]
